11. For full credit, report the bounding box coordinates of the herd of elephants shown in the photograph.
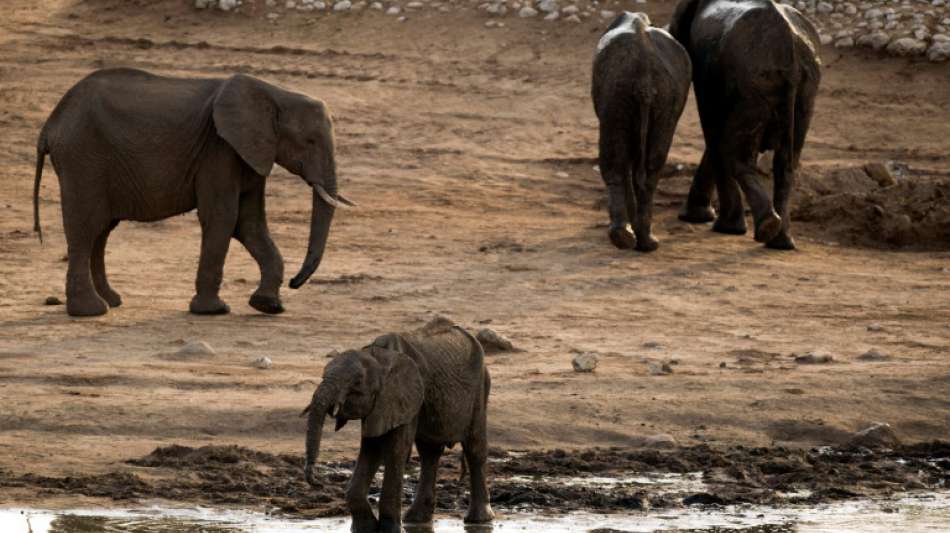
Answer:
[28,0,821,530]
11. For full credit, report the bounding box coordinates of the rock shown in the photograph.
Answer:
[386,6,401,14]
[887,37,927,55]
[858,349,891,361]
[219,0,240,9]
[864,162,896,187]
[834,36,855,48]
[819,33,834,45]
[476,328,516,353]
[538,0,558,12]
[643,433,677,449]
[847,422,901,449]
[642,340,661,349]
[519,6,538,16]
[195,0,215,8]
[600,9,616,19]
[407,0,424,7]
[794,351,834,364]
[817,1,833,13]
[857,31,891,50]
[252,356,273,369]
[562,4,578,14]
[648,362,673,375]
[177,341,216,357]
[928,41,950,61]
[333,0,352,10]
[865,7,883,18]
[572,352,598,372]
[544,11,559,20]
[370,1,383,9]
[867,323,884,332]
[565,14,581,22]
[44,296,63,306]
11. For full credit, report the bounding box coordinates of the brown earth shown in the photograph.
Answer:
[0,0,949,515]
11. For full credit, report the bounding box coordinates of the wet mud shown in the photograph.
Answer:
[1,442,946,518]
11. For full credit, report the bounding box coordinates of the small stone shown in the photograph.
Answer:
[794,351,834,364]
[386,5,399,13]
[407,0,424,7]
[572,352,599,372]
[333,0,352,10]
[858,349,891,361]
[834,36,855,48]
[857,30,892,50]
[600,9,615,19]
[562,4,578,14]
[219,0,239,10]
[864,162,896,187]
[820,33,834,45]
[538,0,558,12]
[565,14,581,22]
[817,1,833,13]
[642,340,661,349]
[477,329,516,353]
[177,341,216,357]
[252,356,273,369]
[887,37,927,55]
[44,296,63,305]
[648,362,673,375]
[370,1,383,8]
[867,323,884,332]
[928,41,950,61]
[643,433,677,449]
[847,422,901,449]
[544,11,559,20]
[519,6,538,16]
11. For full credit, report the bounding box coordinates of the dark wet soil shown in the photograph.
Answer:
[1,441,946,517]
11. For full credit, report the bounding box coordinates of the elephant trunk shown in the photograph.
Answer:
[289,175,337,289]
[303,380,339,487]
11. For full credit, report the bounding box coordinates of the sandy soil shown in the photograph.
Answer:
[0,0,948,512]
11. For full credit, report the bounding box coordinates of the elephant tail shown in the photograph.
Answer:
[33,130,49,244]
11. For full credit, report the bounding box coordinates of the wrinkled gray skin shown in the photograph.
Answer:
[34,68,351,317]
[592,12,692,252]
[303,319,493,533]
[671,0,821,249]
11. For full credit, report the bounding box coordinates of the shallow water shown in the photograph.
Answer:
[2,492,949,533]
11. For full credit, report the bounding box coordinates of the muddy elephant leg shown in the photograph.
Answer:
[633,169,660,252]
[347,437,385,533]
[234,184,285,314]
[598,123,635,250]
[767,147,796,250]
[379,422,415,533]
[711,151,748,236]
[404,441,444,524]
[190,180,240,315]
[679,150,717,224]
[91,220,121,308]
[718,121,781,243]
[61,190,109,317]
[463,380,494,524]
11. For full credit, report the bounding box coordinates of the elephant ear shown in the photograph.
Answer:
[362,347,424,439]
[212,74,278,177]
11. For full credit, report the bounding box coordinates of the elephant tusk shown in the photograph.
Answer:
[335,192,357,207]
[314,184,356,209]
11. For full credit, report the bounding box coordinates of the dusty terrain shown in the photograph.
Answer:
[0,0,948,515]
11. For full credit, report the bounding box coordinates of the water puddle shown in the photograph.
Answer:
[2,491,948,533]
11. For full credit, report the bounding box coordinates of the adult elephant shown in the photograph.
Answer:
[34,68,353,316]
[671,0,821,249]
[302,317,493,532]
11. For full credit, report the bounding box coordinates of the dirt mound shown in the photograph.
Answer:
[1,442,946,516]
[794,165,950,248]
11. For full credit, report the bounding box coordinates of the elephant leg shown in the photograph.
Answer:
[190,179,240,315]
[679,149,718,224]
[718,113,781,243]
[632,166,660,253]
[347,437,385,533]
[91,220,121,308]
[598,123,635,250]
[710,151,748,236]
[767,145,796,250]
[463,379,494,524]
[404,441,444,524]
[379,423,415,533]
[234,184,285,314]
[62,200,109,317]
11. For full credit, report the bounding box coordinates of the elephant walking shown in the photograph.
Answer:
[34,68,353,316]
[592,12,692,252]
[302,317,493,532]
[671,0,821,249]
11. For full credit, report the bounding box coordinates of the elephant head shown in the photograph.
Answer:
[301,345,424,486]
[212,74,355,289]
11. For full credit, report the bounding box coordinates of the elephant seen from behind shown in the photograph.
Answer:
[592,12,692,252]
[34,68,354,317]
[302,317,493,532]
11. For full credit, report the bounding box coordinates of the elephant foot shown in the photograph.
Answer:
[608,224,635,250]
[98,287,122,308]
[378,516,401,533]
[249,293,285,315]
[766,231,797,250]
[753,212,783,243]
[189,295,231,315]
[678,203,716,224]
[404,503,435,524]
[66,293,109,317]
[712,216,748,236]
[464,503,495,524]
[349,515,379,533]
[634,233,659,253]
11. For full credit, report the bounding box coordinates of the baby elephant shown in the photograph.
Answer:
[34,68,353,317]
[592,12,691,251]
[302,317,493,532]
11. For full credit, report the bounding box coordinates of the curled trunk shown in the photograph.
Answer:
[290,177,337,289]
[303,384,337,486]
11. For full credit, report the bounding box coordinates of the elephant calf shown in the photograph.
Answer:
[34,68,353,317]
[592,12,692,252]
[302,317,493,532]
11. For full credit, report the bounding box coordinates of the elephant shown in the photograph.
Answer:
[670,0,821,249]
[592,12,692,252]
[302,317,493,533]
[33,68,354,317]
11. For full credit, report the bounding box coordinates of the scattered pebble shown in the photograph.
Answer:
[642,433,677,449]
[252,356,273,369]
[44,296,63,306]
[572,352,598,372]
[794,351,834,364]
[847,422,901,449]
[866,322,884,332]
[648,362,673,375]
[858,348,891,361]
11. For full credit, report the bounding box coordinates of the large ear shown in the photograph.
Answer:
[362,348,424,439]
[212,74,278,177]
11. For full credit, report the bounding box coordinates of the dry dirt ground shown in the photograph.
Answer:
[0,0,948,513]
